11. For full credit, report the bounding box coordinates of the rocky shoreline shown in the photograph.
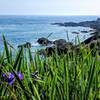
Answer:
[52,18,100,31]
[36,18,100,56]
[17,32,100,57]
[17,18,100,56]
[17,34,100,56]
[37,34,100,56]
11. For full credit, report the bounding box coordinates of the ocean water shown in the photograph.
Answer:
[0,15,99,51]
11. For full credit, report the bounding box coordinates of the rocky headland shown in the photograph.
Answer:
[37,18,100,56]
[52,18,100,31]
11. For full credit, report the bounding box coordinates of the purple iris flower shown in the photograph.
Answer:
[2,72,15,85]
[2,72,24,85]
[17,72,24,80]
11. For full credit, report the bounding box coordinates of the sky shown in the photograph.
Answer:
[0,0,100,15]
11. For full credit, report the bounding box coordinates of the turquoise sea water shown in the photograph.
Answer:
[0,15,99,51]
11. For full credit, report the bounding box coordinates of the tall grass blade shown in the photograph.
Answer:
[83,59,96,100]
[13,47,23,70]
[2,34,10,63]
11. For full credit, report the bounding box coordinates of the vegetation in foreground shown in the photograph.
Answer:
[0,34,100,100]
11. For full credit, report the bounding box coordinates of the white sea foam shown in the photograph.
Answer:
[31,42,40,47]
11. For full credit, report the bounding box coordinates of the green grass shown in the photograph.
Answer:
[0,34,100,100]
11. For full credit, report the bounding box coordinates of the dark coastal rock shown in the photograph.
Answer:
[90,31,100,35]
[37,37,52,46]
[18,42,31,48]
[45,46,56,55]
[88,39,100,49]
[53,39,67,45]
[52,22,64,26]
[38,46,55,56]
[81,31,88,33]
[53,39,73,49]
[89,29,94,32]
[87,38,100,55]
[80,33,100,55]
[72,32,80,34]
[38,39,73,56]
[81,33,100,45]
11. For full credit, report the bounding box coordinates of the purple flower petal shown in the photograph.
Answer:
[8,72,14,79]
[2,72,15,85]
[8,79,15,85]
[17,72,24,80]
[2,73,6,78]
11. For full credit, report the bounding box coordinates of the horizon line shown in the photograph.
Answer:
[0,14,100,16]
